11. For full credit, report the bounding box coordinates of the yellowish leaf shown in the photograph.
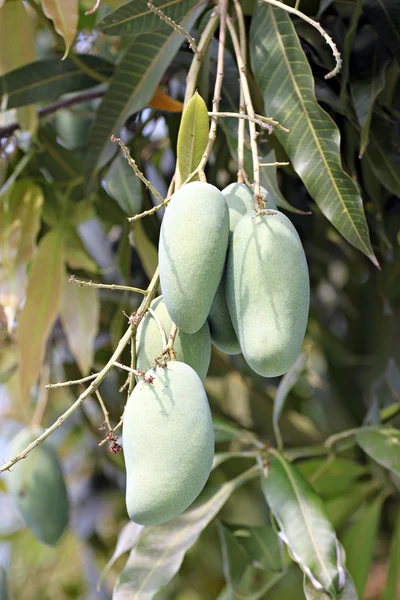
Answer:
[60,275,99,375]
[0,181,43,333]
[176,91,209,186]
[40,0,78,59]
[130,221,158,282]
[16,228,65,408]
[149,86,184,113]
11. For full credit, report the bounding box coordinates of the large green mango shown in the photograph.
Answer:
[136,296,211,379]
[226,210,309,377]
[123,361,214,526]
[208,183,275,355]
[159,181,229,334]
[6,428,69,545]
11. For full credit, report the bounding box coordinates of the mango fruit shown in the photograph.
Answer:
[226,210,309,377]
[222,183,276,232]
[7,427,69,545]
[136,296,211,380]
[123,361,214,526]
[159,181,229,334]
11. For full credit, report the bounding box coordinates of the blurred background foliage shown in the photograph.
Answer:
[0,0,399,598]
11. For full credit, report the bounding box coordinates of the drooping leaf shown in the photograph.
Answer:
[0,2,35,75]
[296,458,368,498]
[341,492,386,597]
[130,221,158,281]
[224,523,282,573]
[99,521,144,589]
[339,0,365,110]
[273,353,307,450]
[0,56,113,109]
[325,482,381,530]
[304,572,358,600]
[64,229,98,273]
[383,509,400,600]
[103,152,143,216]
[97,0,199,37]
[260,152,309,214]
[113,466,258,600]
[86,4,202,188]
[148,86,183,112]
[262,453,343,595]
[176,91,209,186]
[363,0,400,65]
[0,181,43,333]
[16,228,65,407]
[250,2,378,266]
[364,116,400,197]
[60,275,99,375]
[40,0,78,58]
[37,125,83,183]
[355,426,400,477]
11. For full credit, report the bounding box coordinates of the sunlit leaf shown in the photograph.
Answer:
[383,509,400,600]
[0,181,43,333]
[40,0,78,58]
[113,466,258,600]
[262,453,343,594]
[304,571,358,600]
[273,353,307,450]
[250,3,378,266]
[16,228,65,407]
[103,153,143,216]
[0,2,35,75]
[130,221,158,281]
[60,275,99,375]
[97,0,199,37]
[99,521,144,589]
[296,458,368,497]
[356,426,400,477]
[176,91,209,186]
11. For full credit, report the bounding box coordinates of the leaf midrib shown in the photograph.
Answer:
[100,0,185,31]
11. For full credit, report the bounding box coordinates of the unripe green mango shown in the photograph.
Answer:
[123,361,214,526]
[6,428,69,546]
[136,296,211,380]
[226,210,309,377]
[159,181,229,334]
[222,183,276,232]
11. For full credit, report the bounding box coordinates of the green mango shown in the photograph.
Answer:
[159,181,229,334]
[123,361,214,526]
[208,183,275,355]
[226,210,309,377]
[7,428,69,546]
[0,567,8,600]
[136,296,211,380]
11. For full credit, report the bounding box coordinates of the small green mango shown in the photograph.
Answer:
[226,210,309,377]
[136,296,211,379]
[123,361,214,526]
[7,428,69,546]
[159,181,229,333]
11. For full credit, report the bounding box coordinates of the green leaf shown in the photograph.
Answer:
[364,116,400,197]
[97,0,199,37]
[296,458,368,498]
[59,275,99,375]
[383,509,400,600]
[40,0,78,58]
[339,0,365,111]
[250,3,378,266]
[0,2,35,74]
[64,230,98,273]
[341,492,386,597]
[304,572,358,600]
[262,453,343,595]
[0,566,9,600]
[363,0,400,66]
[113,466,258,600]
[176,91,209,186]
[273,353,307,451]
[0,56,113,109]
[225,523,282,573]
[16,228,65,406]
[356,426,400,477]
[260,152,309,214]
[103,153,143,216]
[325,482,381,530]
[130,220,158,281]
[37,125,83,183]
[0,181,43,334]
[99,521,144,589]
[85,4,202,188]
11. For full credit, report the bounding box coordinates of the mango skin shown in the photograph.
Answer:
[222,183,276,232]
[159,181,229,334]
[7,428,69,545]
[226,210,309,377]
[136,296,211,380]
[123,361,214,526]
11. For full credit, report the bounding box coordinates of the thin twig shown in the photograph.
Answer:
[96,389,111,431]
[98,410,125,446]
[262,0,342,79]
[255,113,289,133]
[113,361,143,377]
[208,112,275,132]
[85,0,100,15]
[232,0,247,183]
[148,308,168,349]
[259,161,290,167]
[147,3,199,54]
[46,373,98,388]
[69,275,148,295]
[0,269,160,473]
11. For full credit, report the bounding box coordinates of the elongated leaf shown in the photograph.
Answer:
[103,153,143,216]
[304,572,358,600]
[130,221,158,281]
[60,276,99,375]
[262,453,343,595]
[86,5,202,188]
[383,509,400,600]
[99,521,144,588]
[296,458,368,498]
[41,0,78,58]
[339,0,365,110]
[363,0,400,65]
[97,0,199,37]
[176,91,209,186]
[0,56,113,110]
[250,3,378,266]
[325,482,381,530]
[16,228,65,406]
[260,152,309,214]
[38,125,83,182]
[0,181,43,333]
[364,117,400,197]
[113,466,258,600]
[341,493,386,597]
[0,2,35,74]
[356,426,400,477]
[64,229,98,273]
[225,523,282,573]
[273,353,307,450]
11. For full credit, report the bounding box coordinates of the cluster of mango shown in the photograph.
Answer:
[123,181,310,526]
